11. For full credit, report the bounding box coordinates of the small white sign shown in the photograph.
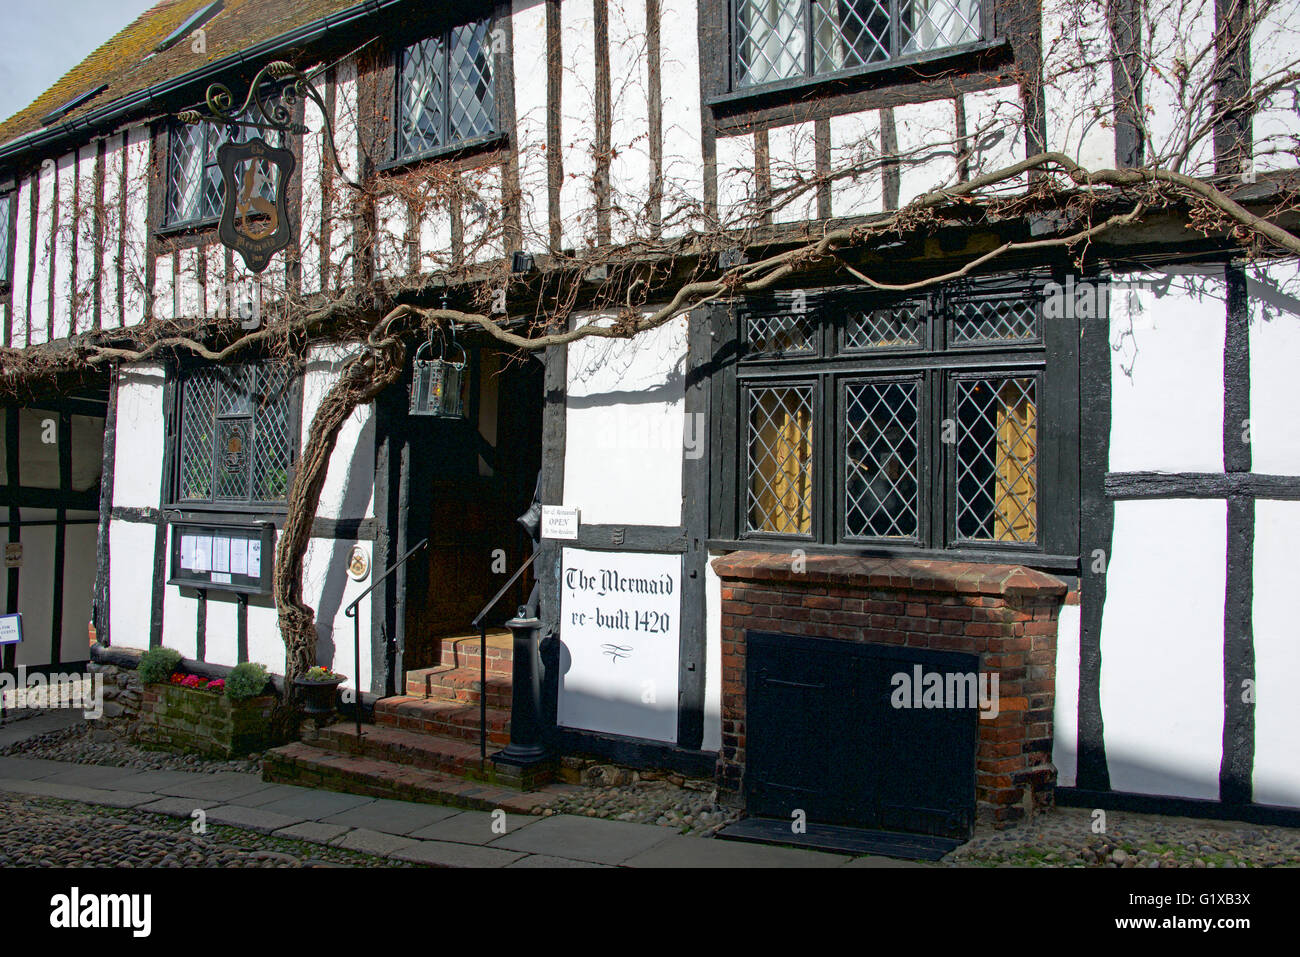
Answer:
[541,506,580,540]
[4,543,21,569]
[0,613,22,645]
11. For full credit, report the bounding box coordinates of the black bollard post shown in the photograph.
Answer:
[495,605,549,766]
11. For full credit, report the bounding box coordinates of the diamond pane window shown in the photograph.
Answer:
[747,385,815,535]
[0,192,12,283]
[744,295,817,356]
[845,380,920,538]
[736,0,982,87]
[397,19,495,160]
[954,376,1037,543]
[950,296,1038,343]
[166,110,281,226]
[177,363,295,505]
[846,300,925,349]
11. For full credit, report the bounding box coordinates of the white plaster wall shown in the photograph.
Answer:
[560,0,599,251]
[419,200,453,274]
[893,99,959,208]
[245,599,282,675]
[112,365,166,509]
[608,0,653,244]
[374,193,408,279]
[963,86,1026,193]
[563,311,687,526]
[829,110,883,220]
[152,253,175,322]
[702,553,723,752]
[61,512,98,663]
[714,132,756,229]
[15,516,55,667]
[329,57,359,288]
[29,156,54,345]
[1052,601,1082,788]
[1251,499,1300,807]
[176,246,201,319]
[1099,499,1226,800]
[462,165,503,265]
[100,134,125,329]
[300,89,326,295]
[1251,0,1300,174]
[1246,258,1300,474]
[303,535,374,693]
[767,122,818,224]
[512,0,551,250]
[658,0,704,238]
[74,143,98,334]
[122,125,150,325]
[1041,0,1114,171]
[107,518,158,651]
[1143,0,1216,177]
[300,344,376,521]
[9,176,32,345]
[203,243,225,317]
[1108,267,1226,473]
[51,150,76,341]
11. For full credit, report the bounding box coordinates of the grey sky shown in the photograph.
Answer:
[0,0,158,123]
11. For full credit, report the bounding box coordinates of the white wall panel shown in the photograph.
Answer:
[512,0,551,249]
[564,311,687,526]
[893,100,959,208]
[1143,0,1216,176]
[1251,0,1300,173]
[461,165,503,265]
[9,176,32,345]
[152,253,175,322]
[52,151,76,341]
[74,143,98,334]
[100,135,125,329]
[1252,500,1300,807]
[1109,267,1226,473]
[963,86,1026,192]
[658,0,704,238]
[1100,499,1225,800]
[328,58,359,288]
[1052,601,1082,788]
[29,157,54,345]
[829,110,882,219]
[300,90,326,294]
[608,0,652,244]
[14,519,54,667]
[1041,0,1114,170]
[300,344,375,521]
[107,519,157,652]
[1247,258,1300,474]
[767,122,818,224]
[714,132,755,229]
[122,125,150,325]
[112,365,166,509]
[560,0,598,251]
[703,553,723,752]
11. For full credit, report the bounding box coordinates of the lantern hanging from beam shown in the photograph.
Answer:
[410,324,468,418]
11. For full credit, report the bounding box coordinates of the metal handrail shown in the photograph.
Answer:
[344,537,428,738]
[470,550,536,765]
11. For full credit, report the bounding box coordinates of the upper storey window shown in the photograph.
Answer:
[734,0,983,88]
[396,18,496,160]
[166,111,281,227]
[0,191,12,284]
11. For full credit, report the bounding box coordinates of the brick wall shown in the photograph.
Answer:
[136,684,277,758]
[712,551,1068,825]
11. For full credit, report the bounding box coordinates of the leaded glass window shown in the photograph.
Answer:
[735,0,983,88]
[177,363,295,505]
[166,110,282,226]
[0,192,12,283]
[397,19,496,160]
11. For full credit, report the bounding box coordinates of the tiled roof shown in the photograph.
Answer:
[0,0,365,152]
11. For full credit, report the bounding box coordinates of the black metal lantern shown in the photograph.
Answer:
[409,324,468,418]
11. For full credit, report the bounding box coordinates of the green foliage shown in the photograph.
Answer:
[303,666,343,682]
[225,661,271,701]
[137,647,183,684]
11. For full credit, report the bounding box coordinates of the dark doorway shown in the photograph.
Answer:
[399,345,543,673]
[745,631,979,839]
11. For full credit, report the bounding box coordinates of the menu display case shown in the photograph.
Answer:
[167,521,275,595]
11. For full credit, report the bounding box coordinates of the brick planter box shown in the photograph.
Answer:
[135,683,278,758]
[711,551,1068,826]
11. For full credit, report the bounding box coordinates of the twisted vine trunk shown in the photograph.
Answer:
[273,338,406,698]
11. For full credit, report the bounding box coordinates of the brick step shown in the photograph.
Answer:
[375,695,511,748]
[262,741,566,811]
[435,631,514,677]
[405,664,513,709]
[309,721,504,783]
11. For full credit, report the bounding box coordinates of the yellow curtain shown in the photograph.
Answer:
[992,379,1037,542]
[751,390,813,534]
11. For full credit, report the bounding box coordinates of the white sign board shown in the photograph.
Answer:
[0,613,22,645]
[558,548,680,743]
[541,506,580,540]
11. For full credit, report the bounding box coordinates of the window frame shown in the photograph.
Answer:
[727,0,994,93]
[713,274,1078,566]
[162,108,285,231]
[167,359,303,515]
[391,15,500,166]
[0,189,13,288]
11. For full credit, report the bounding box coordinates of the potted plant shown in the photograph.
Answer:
[294,666,346,715]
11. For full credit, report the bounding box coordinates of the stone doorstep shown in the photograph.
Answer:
[373,695,511,747]
[434,631,515,677]
[405,665,513,708]
[262,741,564,816]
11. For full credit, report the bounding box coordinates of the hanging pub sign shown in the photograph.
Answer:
[217,137,296,273]
[177,61,358,276]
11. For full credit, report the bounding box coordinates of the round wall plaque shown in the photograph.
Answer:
[347,545,370,581]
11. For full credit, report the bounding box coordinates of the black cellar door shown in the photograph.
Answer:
[746,631,978,840]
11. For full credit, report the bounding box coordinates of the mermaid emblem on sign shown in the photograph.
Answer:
[216,136,296,274]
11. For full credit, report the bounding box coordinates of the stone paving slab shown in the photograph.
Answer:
[408,809,537,845]
[0,711,83,748]
[273,821,353,844]
[97,770,210,793]
[392,839,527,868]
[205,804,307,834]
[623,833,849,868]
[505,854,612,868]
[137,796,225,817]
[321,798,461,835]
[330,827,422,858]
[154,772,275,803]
[0,756,77,779]
[0,778,157,808]
[256,789,375,820]
[225,783,317,807]
[841,854,934,868]
[42,764,157,789]
[488,814,674,865]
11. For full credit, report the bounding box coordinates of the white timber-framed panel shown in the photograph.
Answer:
[1246,258,1300,474]
[1251,499,1300,807]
